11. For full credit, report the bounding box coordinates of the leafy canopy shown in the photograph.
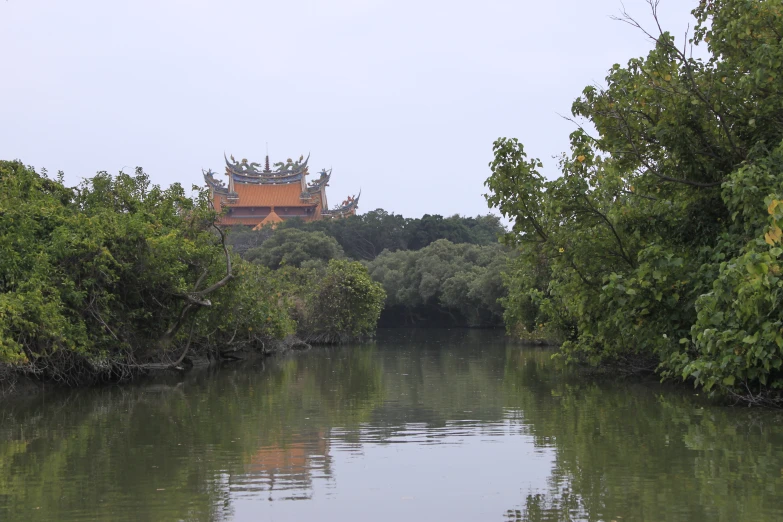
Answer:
[484,0,783,399]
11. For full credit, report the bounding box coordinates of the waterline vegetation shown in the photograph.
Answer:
[485,0,783,405]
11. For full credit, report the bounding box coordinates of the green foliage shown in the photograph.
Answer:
[284,209,410,260]
[0,161,382,384]
[226,227,387,343]
[297,260,386,343]
[224,224,273,256]
[0,161,230,375]
[484,0,783,398]
[228,209,506,261]
[678,147,783,392]
[366,239,508,327]
[245,228,344,269]
[195,261,297,351]
[228,210,507,330]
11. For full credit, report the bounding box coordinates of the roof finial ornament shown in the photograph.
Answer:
[265,142,270,172]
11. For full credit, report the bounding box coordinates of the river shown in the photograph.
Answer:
[1,329,782,521]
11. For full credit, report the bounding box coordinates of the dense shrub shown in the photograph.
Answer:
[194,262,297,354]
[245,228,344,269]
[484,0,783,401]
[296,260,386,343]
[0,162,385,385]
[229,211,507,330]
[366,240,507,327]
[0,162,248,381]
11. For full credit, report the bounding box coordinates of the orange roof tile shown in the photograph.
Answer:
[262,210,283,224]
[253,210,283,230]
[229,182,310,207]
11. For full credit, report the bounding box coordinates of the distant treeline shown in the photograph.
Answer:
[227,211,510,328]
[227,210,505,260]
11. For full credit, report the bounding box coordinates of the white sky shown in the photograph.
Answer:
[0,0,698,218]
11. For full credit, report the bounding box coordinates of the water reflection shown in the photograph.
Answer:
[501,347,783,522]
[240,433,331,501]
[0,329,782,521]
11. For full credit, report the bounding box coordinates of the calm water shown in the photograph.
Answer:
[1,329,783,521]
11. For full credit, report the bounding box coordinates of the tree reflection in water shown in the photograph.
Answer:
[502,347,783,522]
[0,330,782,522]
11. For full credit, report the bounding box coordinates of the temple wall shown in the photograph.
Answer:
[225,206,316,219]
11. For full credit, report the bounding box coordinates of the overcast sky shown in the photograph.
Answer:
[1,0,698,218]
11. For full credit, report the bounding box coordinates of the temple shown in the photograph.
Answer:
[203,152,360,229]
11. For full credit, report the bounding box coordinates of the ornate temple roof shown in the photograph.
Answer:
[203,168,232,195]
[204,151,359,223]
[224,153,310,185]
[322,190,361,217]
[307,168,331,194]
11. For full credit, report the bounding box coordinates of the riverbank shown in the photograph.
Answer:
[0,333,307,397]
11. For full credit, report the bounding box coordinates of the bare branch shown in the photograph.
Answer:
[187,223,233,297]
